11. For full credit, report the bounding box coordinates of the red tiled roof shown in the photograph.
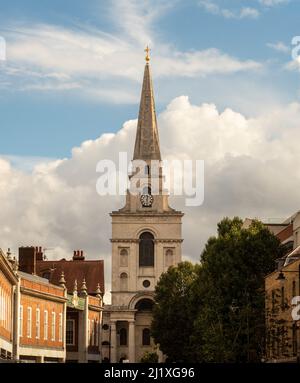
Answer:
[276,223,293,243]
[36,259,104,295]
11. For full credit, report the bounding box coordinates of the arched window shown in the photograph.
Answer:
[120,273,128,291]
[119,328,127,346]
[135,299,154,311]
[165,249,173,267]
[139,232,154,267]
[120,249,128,267]
[142,328,151,346]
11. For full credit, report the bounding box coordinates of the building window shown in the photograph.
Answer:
[142,328,151,346]
[281,286,285,309]
[292,323,298,356]
[271,290,276,312]
[44,310,48,340]
[42,271,51,280]
[95,320,99,347]
[120,273,128,291]
[119,328,127,346]
[59,313,63,342]
[135,299,154,311]
[120,249,128,267]
[139,232,154,267]
[66,319,75,346]
[293,323,298,356]
[91,319,95,346]
[143,280,150,288]
[36,308,40,339]
[292,281,296,297]
[145,165,150,175]
[19,306,23,337]
[27,307,32,338]
[51,312,56,341]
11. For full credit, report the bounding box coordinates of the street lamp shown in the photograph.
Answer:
[276,271,286,286]
[276,265,300,295]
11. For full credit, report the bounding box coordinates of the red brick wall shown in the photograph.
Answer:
[20,294,64,349]
[21,279,65,297]
[88,296,101,307]
[0,269,13,342]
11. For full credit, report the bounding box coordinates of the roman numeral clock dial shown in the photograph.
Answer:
[140,194,153,207]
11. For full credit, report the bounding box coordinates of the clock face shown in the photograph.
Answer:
[140,194,153,207]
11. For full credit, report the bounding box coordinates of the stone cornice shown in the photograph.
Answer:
[110,238,183,243]
[110,239,139,243]
[104,306,137,313]
[88,304,103,312]
[0,250,18,285]
[20,287,67,304]
[110,211,184,217]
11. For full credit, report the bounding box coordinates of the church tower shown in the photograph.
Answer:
[104,48,183,363]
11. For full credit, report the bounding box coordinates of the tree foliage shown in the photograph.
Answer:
[151,217,282,362]
[140,351,159,363]
[151,261,200,362]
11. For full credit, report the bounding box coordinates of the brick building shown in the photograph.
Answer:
[0,248,18,360]
[265,257,300,363]
[0,246,104,363]
[17,271,66,362]
[262,211,300,363]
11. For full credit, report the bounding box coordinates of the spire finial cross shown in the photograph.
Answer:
[145,45,150,63]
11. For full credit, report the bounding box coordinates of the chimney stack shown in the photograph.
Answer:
[36,246,44,261]
[72,249,85,261]
[19,247,37,274]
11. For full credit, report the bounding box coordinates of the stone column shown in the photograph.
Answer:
[128,320,135,363]
[110,321,117,363]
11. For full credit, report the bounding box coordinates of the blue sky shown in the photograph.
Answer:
[0,0,299,158]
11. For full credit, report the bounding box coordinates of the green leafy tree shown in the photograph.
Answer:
[140,351,159,363]
[151,261,199,362]
[151,217,282,362]
[192,217,282,362]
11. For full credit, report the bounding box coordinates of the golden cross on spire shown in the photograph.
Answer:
[145,45,150,63]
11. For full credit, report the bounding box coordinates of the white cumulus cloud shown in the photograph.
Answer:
[1,97,300,302]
